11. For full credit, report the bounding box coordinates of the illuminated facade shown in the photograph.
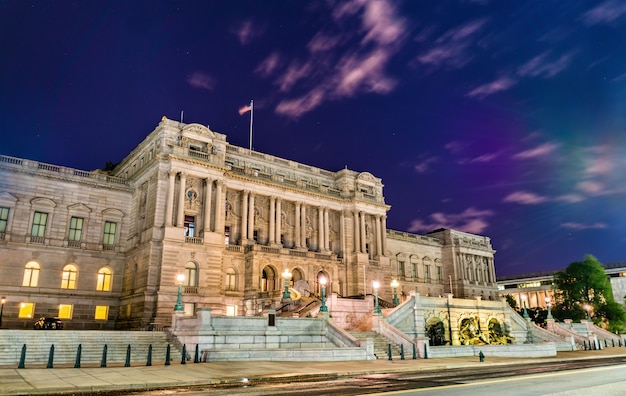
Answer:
[0,118,499,329]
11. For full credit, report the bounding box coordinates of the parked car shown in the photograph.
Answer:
[34,317,64,330]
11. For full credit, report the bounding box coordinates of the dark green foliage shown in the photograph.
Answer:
[505,294,518,310]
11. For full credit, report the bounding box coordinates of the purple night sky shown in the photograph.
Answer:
[1,1,625,276]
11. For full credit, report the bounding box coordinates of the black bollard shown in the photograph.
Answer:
[388,344,392,361]
[181,344,187,365]
[74,344,82,368]
[194,344,199,363]
[412,343,417,360]
[583,340,587,350]
[101,344,108,368]
[400,344,405,360]
[479,351,485,362]
[620,338,623,347]
[605,340,608,348]
[18,344,26,369]
[424,343,428,359]
[47,344,55,368]
[125,344,131,367]
[146,344,153,366]
[612,339,615,348]
[165,344,171,366]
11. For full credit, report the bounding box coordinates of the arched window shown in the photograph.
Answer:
[226,268,236,291]
[23,261,40,287]
[61,264,78,289]
[184,262,197,287]
[97,267,112,291]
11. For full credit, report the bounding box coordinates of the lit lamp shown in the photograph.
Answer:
[583,303,592,321]
[0,296,5,329]
[174,274,185,312]
[545,296,553,319]
[372,281,381,314]
[282,269,292,300]
[390,279,400,305]
[521,294,529,319]
[319,277,328,312]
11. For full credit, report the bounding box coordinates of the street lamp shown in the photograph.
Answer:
[583,303,592,321]
[372,281,381,314]
[521,294,529,319]
[319,277,328,313]
[390,279,399,305]
[545,296,553,319]
[0,296,5,328]
[282,269,292,300]
[174,274,185,312]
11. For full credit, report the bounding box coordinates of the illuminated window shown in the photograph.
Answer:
[103,221,117,245]
[0,206,9,233]
[31,211,48,237]
[94,305,109,320]
[184,262,197,287]
[58,304,73,319]
[226,305,237,316]
[22,261,40,287]
[226,268,236,291]
[19,302,35,318]
[183,302,195,316]
[184,215,195,237]
[68,216,84,241]
[97,267,112,291]
[61,264,78,289]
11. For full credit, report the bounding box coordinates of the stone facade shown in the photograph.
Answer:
[0,118,498,330]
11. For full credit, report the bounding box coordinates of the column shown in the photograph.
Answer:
[381,215,387,256]
[248,193,255,242]
[204,179,213,233]
[165,171,176,226]
[353,211,359,253]
[318,206,324,250]
[241,190,248,242]
[177,173,187,227]
[269,196,276,244]
[340,211,345,257]
[295,202,301,248]
[214,181,223,231]
[359,211,366,254]
[375,215,382,257]
[324,208,330,250]
[301,204,307,248]
[275,199,282,244]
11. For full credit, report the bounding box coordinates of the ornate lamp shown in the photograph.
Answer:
[373,281,381,314]
[319,277,328,312]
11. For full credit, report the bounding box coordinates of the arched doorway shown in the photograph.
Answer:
[426,317,447,346]
[260,266,278,292]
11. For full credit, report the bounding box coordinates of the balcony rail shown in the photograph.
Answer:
[67,240,82,248]
[183,286,198,294]
[30,236,45,244]
[185,236,203,245]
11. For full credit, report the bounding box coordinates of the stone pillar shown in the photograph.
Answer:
[248,193,255,242]
[214,181,223,232]
[375,215,382,257]
[204,179,213,233]
[301,204,307,248]
[241,190,249,242]
[295,202,301,248]
[353,211,359,253]
[381,215,387,256]
[269,196,276,244]
[340,210,345,257]
[360,212,367,254]
[318,206,324,250]
[177,173,187,227]
[324,208,330,251]
[275,199,282,244]
[165,171,176,226]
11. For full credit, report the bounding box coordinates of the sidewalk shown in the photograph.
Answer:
[1,348,625,395]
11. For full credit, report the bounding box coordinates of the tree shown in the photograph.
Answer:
[554,255,625,331]
[504,294,518,310]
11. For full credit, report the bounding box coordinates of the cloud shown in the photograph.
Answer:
[233,20,263,45]
[584,145,614,175]
[561,222,607,230]
[556,194,585,203]
[503,191,549,205]
[275,89,325,118]
[255,52,282,77]
[576,180,605,195]
[580,0,626,26]
[334,49,397,96]
[186,72,215,91]
[408,207,495,234]
[444,141,466,153]
[414,156,438,173]
[517,51,574,78]
[513,143,559,160]
[458,152,501,164]
[466,76,516,98]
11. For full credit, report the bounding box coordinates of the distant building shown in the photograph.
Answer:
[0,118,499,329]
[497,262,626,309]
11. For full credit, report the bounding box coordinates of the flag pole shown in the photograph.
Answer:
[248,100,254,151]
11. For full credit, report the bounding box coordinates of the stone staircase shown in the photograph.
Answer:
[349,331,403,360]
[0,330,182,367]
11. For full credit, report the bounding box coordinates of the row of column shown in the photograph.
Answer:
[165,172,223,233]
[352,211,386,256]
[457,254,495,284]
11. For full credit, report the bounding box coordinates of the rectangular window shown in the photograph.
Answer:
[436,267,442,282]
[23,265,40,287]
[424,265,430,282]
[58,304,73,319]
[226,272,236,291]
[31,211,48,237]
[103,221,117,245]
[19,302,35,318]
[398,261,405,279]
[226,305,237,317]
[68,216,84,241]
[183,302,195,316]
[0,206,9,233]
[411,263,417,279]
[224,226,230,245]
[253,230,259,242]
[94,305,109,320]
[184,215,195,237]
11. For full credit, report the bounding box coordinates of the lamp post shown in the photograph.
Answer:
[521,294,529,319]
[0,296,5,328]
[390,279,399,305]
[282,269,292,300]
[372,281,381,314]
[174,274,184,312]
[319,277,328,312]
[583,303,592,321]
[545,296,553,319]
